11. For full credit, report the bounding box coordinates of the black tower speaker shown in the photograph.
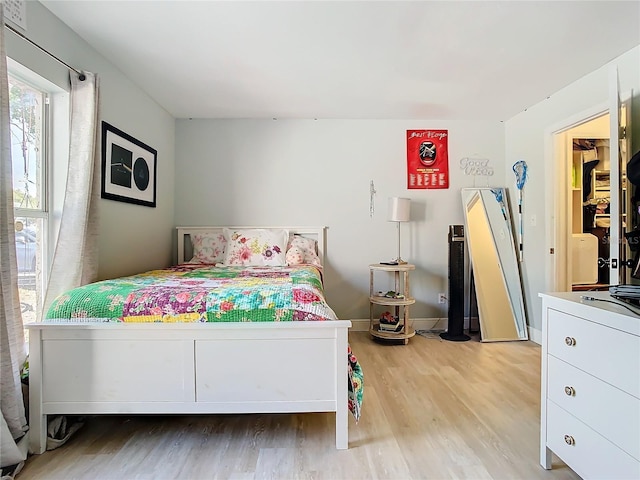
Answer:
[440,225,470,342]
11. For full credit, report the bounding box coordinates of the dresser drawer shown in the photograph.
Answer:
[547,308,640,398]
[547,401,640,479]
[548,355,640,461]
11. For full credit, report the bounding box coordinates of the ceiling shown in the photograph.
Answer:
[40,1,640,121]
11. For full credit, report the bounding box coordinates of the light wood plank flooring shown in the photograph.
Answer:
[17,331,580,480]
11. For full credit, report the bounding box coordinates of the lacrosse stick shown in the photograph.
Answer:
[490,188,508,222]
[512,160,528,261]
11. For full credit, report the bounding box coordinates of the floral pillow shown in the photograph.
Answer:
[286,235,321,267]
[285,246,305,265]
[223,228,289,266]
[188,232,227,264]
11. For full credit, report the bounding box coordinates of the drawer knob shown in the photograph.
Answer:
[564,386,575,396]
[564,336,576,346]
[564,435,575,446]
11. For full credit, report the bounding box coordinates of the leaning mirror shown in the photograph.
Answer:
[461,187,528,341]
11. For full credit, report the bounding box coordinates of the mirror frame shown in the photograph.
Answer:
[461,187,528,341]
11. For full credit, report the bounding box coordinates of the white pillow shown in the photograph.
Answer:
[285,246,305,265]
[223,228,289,266]
[188,232,227,264]
[287,235,321,267]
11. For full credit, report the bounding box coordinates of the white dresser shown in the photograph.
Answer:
[539,292,640,479]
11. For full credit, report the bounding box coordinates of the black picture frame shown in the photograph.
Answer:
[101,122,157,208]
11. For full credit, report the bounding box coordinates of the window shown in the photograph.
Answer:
[9,72,48,324]
[9,59,69,326]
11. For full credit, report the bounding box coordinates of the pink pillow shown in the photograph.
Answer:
[286,246,305,265]
[287,236,321,267]
[189,232,227,264]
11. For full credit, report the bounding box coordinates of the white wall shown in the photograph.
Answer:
[175,119,505,320]
[9,3,636,335]
[505,45,640,339]
[5,1,176,280]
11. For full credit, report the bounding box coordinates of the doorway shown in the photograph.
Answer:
[549,112,609,293]
[548,93,630,294]
[568,116,611,291]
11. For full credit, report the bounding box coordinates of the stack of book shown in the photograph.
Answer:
[380,323,404,333]
[379,312,403,333]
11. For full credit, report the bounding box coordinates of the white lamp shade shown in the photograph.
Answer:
[388,197,411,222]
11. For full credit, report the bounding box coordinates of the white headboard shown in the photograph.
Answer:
[175,226,327,266]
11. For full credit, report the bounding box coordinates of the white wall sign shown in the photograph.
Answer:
[3,0,27,31]
[459,157,494,176]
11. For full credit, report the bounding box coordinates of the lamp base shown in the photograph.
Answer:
[393,258,408,265]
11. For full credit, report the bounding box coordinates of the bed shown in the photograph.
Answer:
[26,226,361,453]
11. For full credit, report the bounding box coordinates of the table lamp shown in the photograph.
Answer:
[388,197,411,264]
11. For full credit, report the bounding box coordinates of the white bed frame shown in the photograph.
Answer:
[26,226,352,454]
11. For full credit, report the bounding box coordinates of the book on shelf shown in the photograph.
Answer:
[378,310,403,332]
[379,322,404,333]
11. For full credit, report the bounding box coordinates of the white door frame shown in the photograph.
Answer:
[544,102,608,293]
[608,67,621,286]
[545,85,632,293]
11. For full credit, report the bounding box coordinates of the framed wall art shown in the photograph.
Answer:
[101,122,157,207]
[406,129,449,190]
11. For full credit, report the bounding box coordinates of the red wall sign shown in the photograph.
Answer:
[406,129,449,189]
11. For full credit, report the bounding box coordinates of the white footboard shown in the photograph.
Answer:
[26,320,351,453]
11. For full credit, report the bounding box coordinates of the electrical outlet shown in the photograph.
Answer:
[438,293,446,304]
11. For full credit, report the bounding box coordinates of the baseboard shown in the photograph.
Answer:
[349,317,448,332]
[528,326,542,345]
[351,318,542,344]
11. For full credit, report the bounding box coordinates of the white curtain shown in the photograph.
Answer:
[36,57,99,456]
[0,3,29,470]
[42,72,99,312]
[1,1,99,465]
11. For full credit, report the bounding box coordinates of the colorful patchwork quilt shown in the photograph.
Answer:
[44,264,363,420]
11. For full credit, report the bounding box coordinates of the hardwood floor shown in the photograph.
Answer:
[17,332,580,480]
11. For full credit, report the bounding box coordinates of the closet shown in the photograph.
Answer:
[571,136,612,288]
[553,68,632,294]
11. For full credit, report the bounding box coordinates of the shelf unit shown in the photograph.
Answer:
[368,263,416,344]
[591,169,610,228]
[571,150,584,234]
